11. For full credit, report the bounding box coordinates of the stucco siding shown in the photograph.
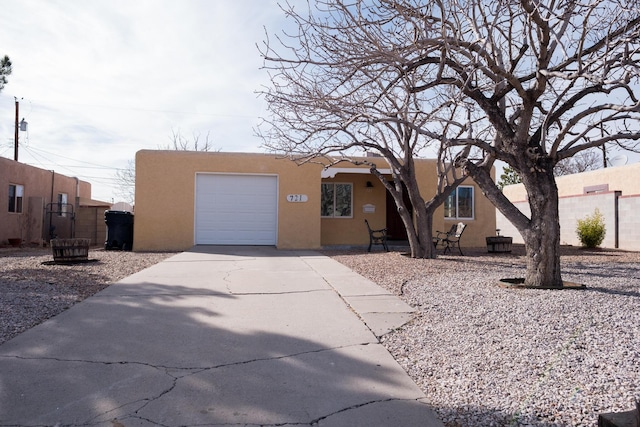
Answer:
[441,176,496,248]
[1,157,93,245]
[134,151,496,251]
[320,162,496,248]
[503,162,640,200]
[133,151,323,251]
[320,173,387,246]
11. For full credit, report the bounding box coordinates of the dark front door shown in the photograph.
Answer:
[385,183,413,240]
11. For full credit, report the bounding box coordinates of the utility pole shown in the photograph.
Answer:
[13,97,27,162]
[14,97,18,161]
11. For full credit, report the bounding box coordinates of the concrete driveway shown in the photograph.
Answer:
[0,246,443,426]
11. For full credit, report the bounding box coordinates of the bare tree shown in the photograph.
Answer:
[554,149,603,176]
[114,130,218,205]
[260,0,640,287]
[395,0,640,288]
[258,2,471,258]
[160,129,215,152]
[500,150,602,191]
[114,159,136,205]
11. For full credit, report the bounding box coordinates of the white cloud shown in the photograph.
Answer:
[0,0,286,202]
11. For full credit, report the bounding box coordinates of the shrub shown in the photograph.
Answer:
[576,208,606,248]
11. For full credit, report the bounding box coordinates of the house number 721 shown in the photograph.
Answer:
[286,194,308,203]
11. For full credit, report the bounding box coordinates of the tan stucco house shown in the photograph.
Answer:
[1,156,109,246]
[497,162,640,251]
[133,150,496,251]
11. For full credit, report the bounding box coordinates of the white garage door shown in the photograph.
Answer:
[195,174,278,245]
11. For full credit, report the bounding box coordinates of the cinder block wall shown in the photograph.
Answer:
[618,195,640,251]
[557,192,617,248]
[75,207,107,247]
[496,192,639,250]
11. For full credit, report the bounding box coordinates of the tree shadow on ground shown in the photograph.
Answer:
[0,273,438,426]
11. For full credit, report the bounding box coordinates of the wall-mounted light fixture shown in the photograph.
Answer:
[365,181,374,193]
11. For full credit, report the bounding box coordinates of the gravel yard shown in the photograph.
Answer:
[328,245,640,427]
[0,247,175,346]
[1,245,638,426]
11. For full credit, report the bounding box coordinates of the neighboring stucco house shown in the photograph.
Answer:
[1,156,108,246]
[133,150,496,251]
[497,162,640,251]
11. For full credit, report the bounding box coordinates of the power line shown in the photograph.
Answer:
[11,161,119,171]
[21,144,127,171]
[18,151,123,199]
[1,94,259,120]
[21,145,79,177]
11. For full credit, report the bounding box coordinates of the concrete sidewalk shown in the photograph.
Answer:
[0,246,443,426]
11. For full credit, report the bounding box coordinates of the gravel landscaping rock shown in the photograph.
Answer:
[327,245,640,427]
[0,247,175,346]
[1,244,637,426]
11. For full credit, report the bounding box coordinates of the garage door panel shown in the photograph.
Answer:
[195,174,278,245]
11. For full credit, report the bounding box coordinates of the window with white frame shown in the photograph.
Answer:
[8,184,24,213]
[444,186,474,219]
[321,183,353,217]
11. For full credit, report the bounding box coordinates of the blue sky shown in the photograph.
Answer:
[2,1,637,204]
[0,0,286,202]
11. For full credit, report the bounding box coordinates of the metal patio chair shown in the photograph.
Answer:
[364,219,389,252]
[433,222,467,255]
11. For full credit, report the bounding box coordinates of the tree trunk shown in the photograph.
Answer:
[387,183,436,258]
[413,201,436,258]
[382,172,436,259]
[521,170,563,288]
[464,160,564,288]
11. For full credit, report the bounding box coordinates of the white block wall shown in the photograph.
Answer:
[618,195,640,251]
[496,191,640,250]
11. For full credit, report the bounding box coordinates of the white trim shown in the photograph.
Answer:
[321,182,354,218]
[321,167,392,178]
[445,185,475,220]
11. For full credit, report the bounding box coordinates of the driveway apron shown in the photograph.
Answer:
[0,246,443,427]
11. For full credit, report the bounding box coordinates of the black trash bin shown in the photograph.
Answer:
[105,210,134,250]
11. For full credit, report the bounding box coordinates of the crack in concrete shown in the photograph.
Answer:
[106,398,430,427]
[2,254,415,426]
[0,340,373,371]
[0,342,379,425]
[308,276,383,342]
[83,396,169,427]
[309,397,429,425]
[92,293,228,298]
[222,264,243,294]
[126,370,180,426]
[228,289,331,296]
[220,262,333,296]
[1,342,416,427]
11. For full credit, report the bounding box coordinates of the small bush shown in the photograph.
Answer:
[576,208,606,248]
